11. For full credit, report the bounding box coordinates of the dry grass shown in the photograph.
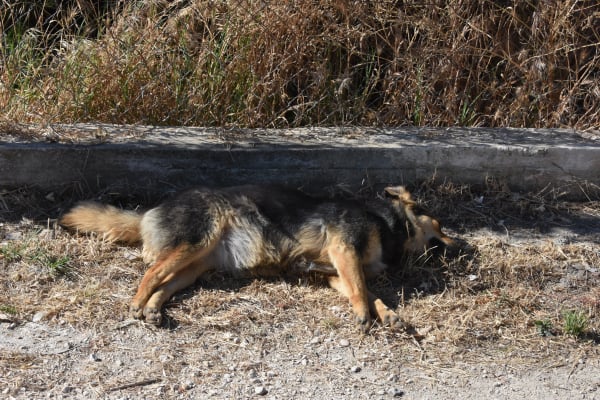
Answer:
[1,181,598,371]
[1,0,599,129]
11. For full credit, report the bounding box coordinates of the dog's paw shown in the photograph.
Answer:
[380,310,406,330]
[355,315,372,333]
[129,304,144,320]
[143,307,163,326]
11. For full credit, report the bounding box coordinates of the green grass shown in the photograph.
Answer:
[0,304,18,315]
[0,242,26,263]
[534,319,554,337]
[30,250,73,278]
[562,310,588,338]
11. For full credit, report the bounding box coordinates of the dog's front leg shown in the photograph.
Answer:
[326,241,371,332]
[367,291,405,329]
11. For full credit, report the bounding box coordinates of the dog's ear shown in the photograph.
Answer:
[384,186,415,205]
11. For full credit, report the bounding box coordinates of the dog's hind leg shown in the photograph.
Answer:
[130,244,214,321]
[326,238,371,332]
[141,262,212,325]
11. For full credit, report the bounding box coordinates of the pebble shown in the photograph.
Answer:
[339,339,350,347]
[5,232,22,240]
[254,386,268,395]
[123,250,140,261]
[389,388,404,397]
[350,366,361,373]
[309,336,322,344]
[32,311,48,323]
[181,380,194,390]
[158,354,170,363]
[62,386,74,393]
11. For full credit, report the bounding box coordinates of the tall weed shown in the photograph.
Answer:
[1,0,598,129]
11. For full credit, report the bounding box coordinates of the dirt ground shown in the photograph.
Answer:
[1,182,599,399]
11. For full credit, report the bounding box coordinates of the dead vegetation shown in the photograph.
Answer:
[1,0,599,129]
[1,181,598,356]
[0,181,599,397]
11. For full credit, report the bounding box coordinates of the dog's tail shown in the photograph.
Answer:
[60,202,142,244]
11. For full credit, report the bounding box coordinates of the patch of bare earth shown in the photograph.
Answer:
[1,183,599,399]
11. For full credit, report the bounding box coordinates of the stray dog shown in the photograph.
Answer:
[60,185,454,331]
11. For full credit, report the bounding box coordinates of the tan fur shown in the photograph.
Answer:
[61,185,454,331]
[387,186,455,252]
[326,234,370,330]
[60,203,142,243]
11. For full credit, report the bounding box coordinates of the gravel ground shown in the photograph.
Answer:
[1,312,599,400]
[1,185,599,399]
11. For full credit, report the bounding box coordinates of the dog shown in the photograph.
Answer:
[60,185,454,331]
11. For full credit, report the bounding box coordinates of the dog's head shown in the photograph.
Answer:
[384,186,455,254]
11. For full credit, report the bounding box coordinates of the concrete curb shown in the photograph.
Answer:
[1,125,599,199]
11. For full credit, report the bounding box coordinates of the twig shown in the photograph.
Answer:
[108,378,161,392]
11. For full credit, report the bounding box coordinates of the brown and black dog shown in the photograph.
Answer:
[61,185,454,331]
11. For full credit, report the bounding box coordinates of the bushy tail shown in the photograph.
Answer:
[60,202,142,243]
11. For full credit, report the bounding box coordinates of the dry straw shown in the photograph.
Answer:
[1,181,598,366]
[1,0,599,129]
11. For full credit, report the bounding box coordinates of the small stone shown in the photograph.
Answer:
[181,381,194,390]
[339,339,350,347]
[32,311,48,322]
[5,232,22,240]
[123,250,140,261]
[389,388,404,397]
[254,386,268,395]
[62,386,74,394]
[0,313,13,322]
[158,354,169,363]
[350,366,361,373]
[38,229,55,239]
[88,353,101,362]
[309,336,322,344]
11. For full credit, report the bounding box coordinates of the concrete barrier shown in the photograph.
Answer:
[1,125,598,199]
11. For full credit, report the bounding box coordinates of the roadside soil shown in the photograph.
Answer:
[1,183,599,399]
